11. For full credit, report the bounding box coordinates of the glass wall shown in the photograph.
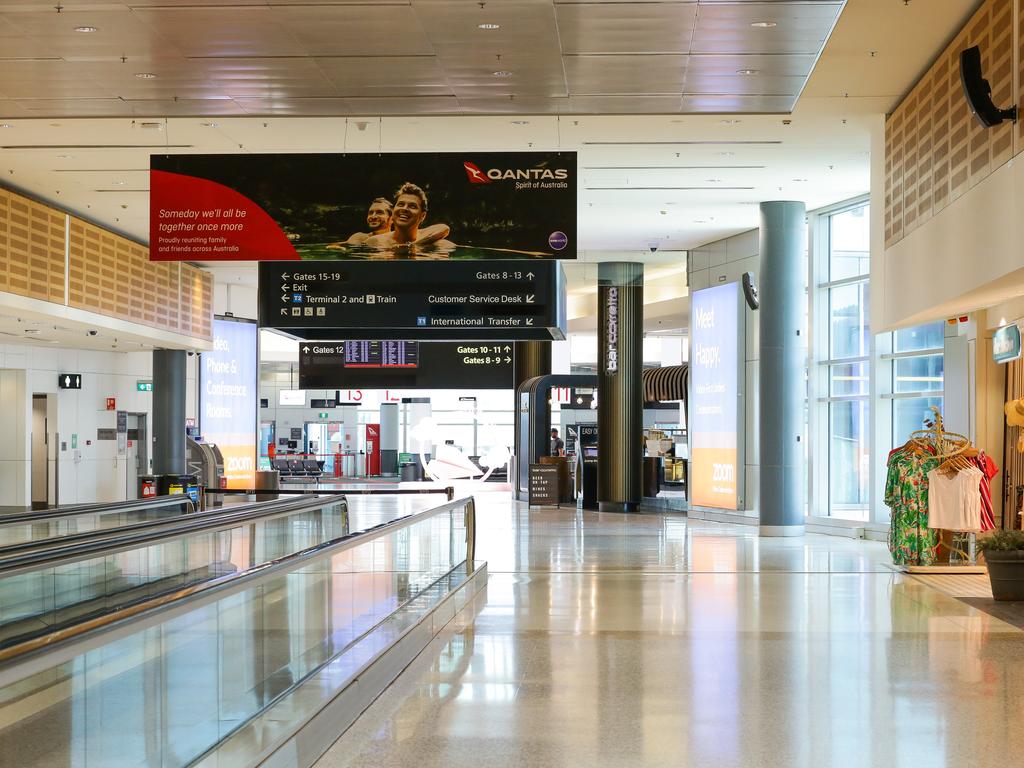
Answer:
[814,201,871,520]
[810,199,943,522]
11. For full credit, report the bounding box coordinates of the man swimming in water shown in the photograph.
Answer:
[327,195,449,250]
[365,182,454,253]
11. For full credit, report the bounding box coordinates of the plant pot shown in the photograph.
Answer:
[983,550,1024,601]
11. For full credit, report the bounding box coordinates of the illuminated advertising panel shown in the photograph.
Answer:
[201,317,258,489]
[151,151,576,261]
[689,282,745,510]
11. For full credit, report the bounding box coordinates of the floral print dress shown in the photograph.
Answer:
[885,448,940,566]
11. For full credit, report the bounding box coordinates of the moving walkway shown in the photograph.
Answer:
[0,493,481,768]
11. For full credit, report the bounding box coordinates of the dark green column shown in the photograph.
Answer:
[597,262,643,512]
[152,349,186,475]
[514,341,551,388]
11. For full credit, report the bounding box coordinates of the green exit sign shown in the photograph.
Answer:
[137,380,153,392]
[318,412,329,419]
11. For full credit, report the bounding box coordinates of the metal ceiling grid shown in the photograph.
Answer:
[0,1,845,117]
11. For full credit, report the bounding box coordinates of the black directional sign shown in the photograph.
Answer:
[298,341,514,389]
[258,260,566,341]
[58,373,82,390]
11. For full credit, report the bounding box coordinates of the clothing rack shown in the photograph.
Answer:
[890,407,987,574]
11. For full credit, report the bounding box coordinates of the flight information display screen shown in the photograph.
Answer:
[342,341,419,368]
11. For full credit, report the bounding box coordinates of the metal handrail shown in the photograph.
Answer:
[209,486,456,501]
[0,494,195,527]
[0,496,476,685]
[0,494,346,576]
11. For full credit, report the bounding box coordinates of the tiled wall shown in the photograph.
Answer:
[1,185,213,341]
[884,0,1017,249]
[0,343,198,506]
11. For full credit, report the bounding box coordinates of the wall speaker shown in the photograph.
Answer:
[742,271,759,311]
[960,45,1017,128]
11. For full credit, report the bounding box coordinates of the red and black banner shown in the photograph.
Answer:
[150,152,576,262]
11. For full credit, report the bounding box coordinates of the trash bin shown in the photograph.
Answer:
[576,456,599,511]
[400,462,420,482]
[255,469,280,501]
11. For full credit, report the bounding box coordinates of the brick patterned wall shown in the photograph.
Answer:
[1,185,212,341]
[885,0,1016,249]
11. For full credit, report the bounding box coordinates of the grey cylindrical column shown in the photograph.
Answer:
[759,201,806,536]
[514,341,551,388]
[597,262,643,512]
[153,349,187,475]
[380,402,399,475]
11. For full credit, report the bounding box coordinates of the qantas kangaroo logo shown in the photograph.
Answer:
[463,161,491,184]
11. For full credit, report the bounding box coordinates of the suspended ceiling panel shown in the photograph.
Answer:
[0,1,845,117]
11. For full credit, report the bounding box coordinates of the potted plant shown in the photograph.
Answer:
[978,530,1024,601]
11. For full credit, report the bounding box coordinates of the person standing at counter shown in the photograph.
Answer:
[550,428,565,457]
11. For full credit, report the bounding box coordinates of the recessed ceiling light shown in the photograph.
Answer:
[0,124,11,129]
[792,178,808,182]
[716,151,735,157]
[112,180,127,185]
[74,26,98,33]
[478,23,500,30]
[134,72,157,79]
[659,210,667,215]
[694,220,707,224]
[706,178,722,183]
[56,154,72,159]
[720,119,741,125]
[510,120,530,125]
[492,70,513,77]
[751,21,777,28]
[200,121,219,128]
[737,69,760,76]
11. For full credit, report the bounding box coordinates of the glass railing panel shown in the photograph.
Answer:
[0,498,195,548]
[0,500,473,768]
[0,501,351,648]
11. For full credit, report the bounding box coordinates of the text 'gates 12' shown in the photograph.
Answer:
[200,317,258,489]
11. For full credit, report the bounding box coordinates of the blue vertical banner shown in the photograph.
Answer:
[690,282,744,510]
[201,317,258,489]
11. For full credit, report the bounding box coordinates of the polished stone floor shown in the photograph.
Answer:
[316,491,1024,768]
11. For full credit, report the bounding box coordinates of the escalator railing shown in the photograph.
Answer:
[0,496,477,768]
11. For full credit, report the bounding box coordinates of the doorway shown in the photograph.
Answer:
[125,413,148,499]
[31,394,54,509]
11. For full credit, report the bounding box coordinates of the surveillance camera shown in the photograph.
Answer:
[87,330,98,336]
[187,351,195,357]
[649,244,658,253]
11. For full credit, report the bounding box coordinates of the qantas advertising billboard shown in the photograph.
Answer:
[150,152,576,262]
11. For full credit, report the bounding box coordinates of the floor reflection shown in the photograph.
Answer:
[317,492,1024,768]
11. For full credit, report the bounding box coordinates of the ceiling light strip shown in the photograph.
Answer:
[584,141,782,146]
[585,186,755,191]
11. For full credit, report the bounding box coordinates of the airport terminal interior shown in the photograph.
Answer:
[2,0,1024,766]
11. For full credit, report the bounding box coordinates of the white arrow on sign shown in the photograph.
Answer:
[281,273,290,280]
[281,294,290,302]
[280,308,288,316]
[504,345,511,353]
[302,346,310,353]
[526,318,534,326]
[526,272,535,280]
[526,294,535,303]
[505,356,512,364]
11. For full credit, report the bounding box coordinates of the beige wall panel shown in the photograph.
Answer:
[948,28,972,203]
[914,73,933,230]
[0,188,9,294]
[902,89,920,234]
[931,59,951,216]
[885,107,905,247]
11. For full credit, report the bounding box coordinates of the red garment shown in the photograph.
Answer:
[969,452,999,532]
